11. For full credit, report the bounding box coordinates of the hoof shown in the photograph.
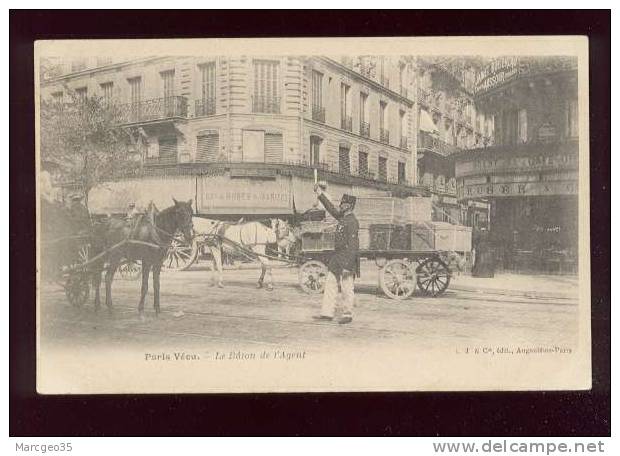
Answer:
[217,282,225,288]
[265,284,274,291]
[256,282,263,289]
[139,312,146,322]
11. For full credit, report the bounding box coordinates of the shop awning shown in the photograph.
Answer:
[420,109,439,134]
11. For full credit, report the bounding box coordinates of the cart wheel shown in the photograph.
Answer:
[416,257,451,297]
[298,260,328,294]
[119,260,141,280]
[65,273,90,307]
[163,232,199,271]
[379,259,416,300]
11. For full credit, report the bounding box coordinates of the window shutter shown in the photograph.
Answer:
[196,132,219,162]
[339,146,350,174]
[264,133,283,163]
[157,137,177,164]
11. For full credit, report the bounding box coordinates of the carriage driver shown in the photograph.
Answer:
[312,186,360,325]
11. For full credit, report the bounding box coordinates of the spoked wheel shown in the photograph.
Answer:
[163,232,199,271]
[298,260,328,294]
[64,273,90,307]
[379,259,416,300]
[119,260,141,280]
[416,256,451,297]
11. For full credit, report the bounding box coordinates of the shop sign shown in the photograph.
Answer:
[460,180,578,198]
[455,153,577,177]
[475,57,520,93]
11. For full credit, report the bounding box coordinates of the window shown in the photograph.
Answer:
[399,110,407,148]
[100,82,114,105]
[253,60,280,113]
[567,99,578,138]
[359,93,369,137]
[71,59,87,72]
[128,77,142,121]
[265,133,284,163]
[311,70,324,122]
[310,136,322,165]
[156,136,177,165]
[340,83,351,131]
[518,108,528,143]
[339,146,350,175]
[378,156,388,181]
[75,87,87,102]
[51,91,63,103]
[358,151,369,176]
[196,131,220,162]
[379,101,389,143]
[96,57,112,67]
[399,65,406,96]
[161,70,175,115]
[398,161,406,184]
[198,62,216,116]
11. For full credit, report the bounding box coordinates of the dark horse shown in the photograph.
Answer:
[92,199,194,317]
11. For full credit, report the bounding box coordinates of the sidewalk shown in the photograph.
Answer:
[449,272,580,300]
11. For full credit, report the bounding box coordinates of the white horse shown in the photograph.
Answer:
[272,219,300,259]
[192,217,288,291]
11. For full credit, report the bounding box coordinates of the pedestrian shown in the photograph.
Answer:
[472,225,495,278]
[312,184,360,325]
[68,194,91,233]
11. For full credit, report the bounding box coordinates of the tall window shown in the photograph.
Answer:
[339,146,350,175]
[100,82,114,105]
[199,62,216,116]
[253,60,280,113]
[379,101,389,143]
[128,77,142,121]
[378,156,388,181]
[399,65,406,96]
[310,136,322,165]
[311,70,324,122]
[161,70,175,115]
[71,59,87,72]
[75,87,87,103]
[359,93,369,137]
[567,99,578,138]
[340,83,351,131]
[358,150,369,176]
[518,108,528,143]
[399,110,407,148]
[398,161,406,184]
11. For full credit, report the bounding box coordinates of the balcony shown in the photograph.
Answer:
[341,115,353,132]
[312,105,325,123]
[195,98,216,117]
[379,128,390,145]
[400,136,408,150]
[252,96,280,114]
[360,121,370,138]
[117,96,188,124]
[417,130,460,157]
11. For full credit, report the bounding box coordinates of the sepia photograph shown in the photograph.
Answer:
[35,37,591,393]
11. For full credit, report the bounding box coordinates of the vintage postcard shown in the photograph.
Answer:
[35,36,590,393]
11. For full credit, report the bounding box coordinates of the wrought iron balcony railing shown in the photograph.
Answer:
[379,128,390,145]
[252,96,280,114]
[195,98,216,117]
[117,96,188,124]
[417,130,460,157]
[341,115,353,132]
[312,105,325,123]
[360,121,370,138]
[400,136,408,150]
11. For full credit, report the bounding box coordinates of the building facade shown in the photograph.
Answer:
[453,56,579,273]
[41,55,427,217]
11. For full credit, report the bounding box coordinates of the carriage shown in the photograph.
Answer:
[296,196,471,300]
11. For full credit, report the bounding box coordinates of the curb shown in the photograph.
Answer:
[448,283,577,301]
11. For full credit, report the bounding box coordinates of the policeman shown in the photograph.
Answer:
[312,185,359,325]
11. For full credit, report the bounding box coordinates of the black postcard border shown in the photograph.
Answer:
[9,10,611,437]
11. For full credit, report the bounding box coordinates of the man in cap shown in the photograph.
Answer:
[68,193,91,233]
[312,185,360,325]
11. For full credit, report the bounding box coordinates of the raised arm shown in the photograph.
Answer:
[318,193,342,220]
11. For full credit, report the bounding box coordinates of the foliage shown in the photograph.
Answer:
[39,90,140,205]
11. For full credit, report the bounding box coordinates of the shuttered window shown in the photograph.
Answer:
[157,136,177,165]
[310,136,322,165]
[253,60,280,113]
[398,161,406,184]
[339,146,350,175]
[264,133,283,163]
[196,132,219,162]
[378,156,388,181]
[358,151,368,175]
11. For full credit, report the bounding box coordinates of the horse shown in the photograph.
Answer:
[272,218,300,259]
[192,217,288,290]
[91,198,194,317]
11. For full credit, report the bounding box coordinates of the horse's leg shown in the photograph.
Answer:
[211,245,224,288]
[104,257,120,311]
[152,261,162,316]
[256,246,272,291]
[92,264,102,312]
[138,259,151,317]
